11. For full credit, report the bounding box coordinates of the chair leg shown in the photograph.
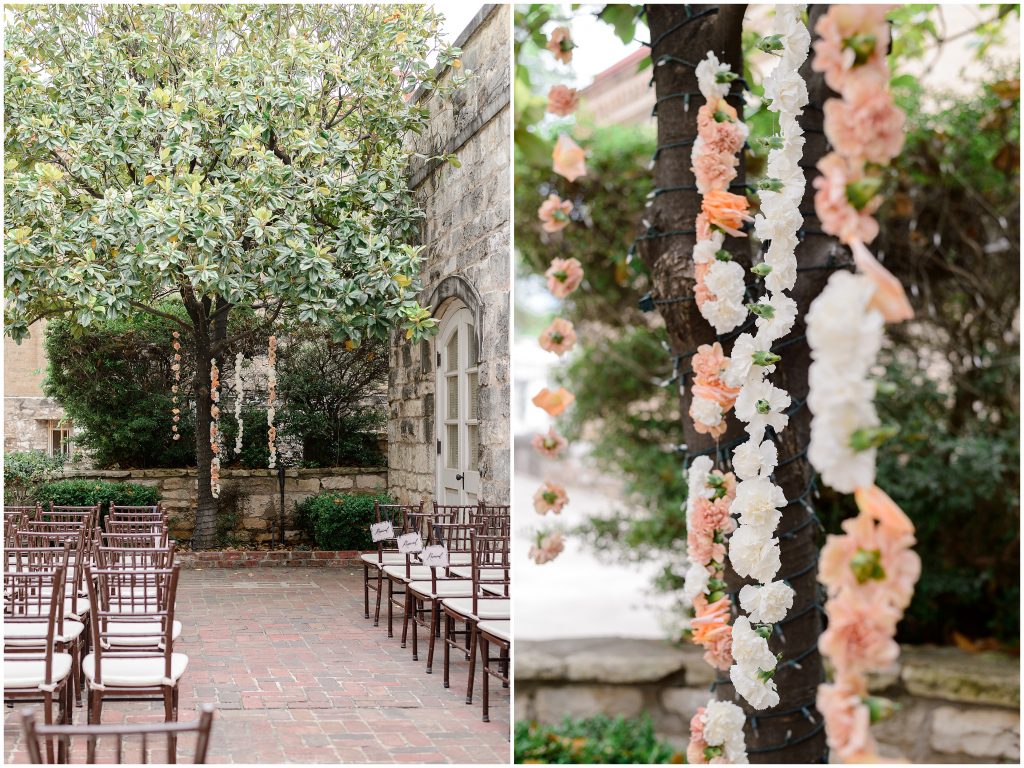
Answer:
[465,623,478,705]
[373,570,384,627]
[502,647,510,688]
[72,641,82,707]
[401,588,411,649]
[411,595,419,661]
[363,562,370,619]
[90,688,103,726]
[163,687,177,763]
[425,601,438,673]
[443,612,452,689]
[387,579,395,638]
[43,691,55,764]
[480,634,490,723]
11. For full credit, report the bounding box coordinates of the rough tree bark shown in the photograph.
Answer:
[640,5,835,762]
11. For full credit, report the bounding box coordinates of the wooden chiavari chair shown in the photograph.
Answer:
[20,703,215,764]
[477,620,510,723]
[104,519,170,548]
[403,521,477,672]
[4,566,74,762]
[430,503,478,563]
[361,502,421,625]
[83,565,188,730]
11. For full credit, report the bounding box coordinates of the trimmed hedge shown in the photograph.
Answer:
[32,480,160,521]
[293,490,393,551]
[514,716,682,764]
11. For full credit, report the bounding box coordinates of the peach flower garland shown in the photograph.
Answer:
[531,427,568,459]
[544,256,584,298]
[689,342,740,439]
[538,317,577,356]
[552,133,587,183]
[267,335,278,469]
[210,358,221,499]
[546,26,574,64]
[533,481,569,515]
[547,84,579,117]
[538,194,573,233]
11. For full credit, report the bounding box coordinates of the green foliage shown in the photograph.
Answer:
[294,490,393,551]
[43,305,267,468]
[32,479,160,518]
[218,406,271,470]
[3,451,66,504]
[277,332,388,467]
[514,716,682,764]
[4,4,463,345]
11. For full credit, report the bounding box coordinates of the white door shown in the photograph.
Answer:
[437,305,481,505]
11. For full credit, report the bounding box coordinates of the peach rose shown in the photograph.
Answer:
[547,84,580,117]
[532,386,575,417]
[538,317,577,356]
[544,256,584,298]
[531,427,568,458]
[533,481,569,515]
[813,153,881,245]
[546,26,574,64]
[812,6,893,92]
[552,133,587,183]
[824,82,906,165]
[701,190,752,237]
[849,241,914,324]
[538,193,573,233]
[817,676,877,761]
[530,531,565,564]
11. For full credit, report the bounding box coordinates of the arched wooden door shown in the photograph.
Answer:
[436,303,481,505]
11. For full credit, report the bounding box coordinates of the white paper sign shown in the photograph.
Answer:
[370,521,395,542]
[396,532,424,554]
[421,544,449,568]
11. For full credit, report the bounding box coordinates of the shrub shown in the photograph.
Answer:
[294,490,393,551]
[4,451,66,504]
[514,716,682,764]
[32,480,160,522]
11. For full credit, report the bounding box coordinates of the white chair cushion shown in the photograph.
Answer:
[477,620,511,643]
[102,620,183,647]
[64,596,90,619]
[360,552,406,566]
[4,653,73,689]
[382,565,458,581]
[443,598,511,621]
[407,580,474,599]
[4,621,85,646]
[82,652,189,687]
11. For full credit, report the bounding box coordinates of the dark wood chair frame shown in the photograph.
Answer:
[20,702,215,764]
[477,622,510,723]
[362,501,421,625]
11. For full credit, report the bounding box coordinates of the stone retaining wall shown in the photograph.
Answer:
[60,466,387,546]
[517,638,1020,763]
[177,550,361,568]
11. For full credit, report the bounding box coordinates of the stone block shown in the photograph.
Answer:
[930,705,1020,760]
[321,475,354,491]
[661,687,711,721]
[563,639,689,684]
[533,685,644,723]
[901,646,1019,707]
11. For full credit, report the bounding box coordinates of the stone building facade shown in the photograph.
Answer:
[387,4,511,508]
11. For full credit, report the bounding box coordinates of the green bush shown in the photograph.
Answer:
[294,490,393,550]
[4,451,66,504]
[514,716,682,764]
[32,480,160,522]
[218,406,271,470]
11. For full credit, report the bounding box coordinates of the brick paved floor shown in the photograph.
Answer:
[4,568,510,764]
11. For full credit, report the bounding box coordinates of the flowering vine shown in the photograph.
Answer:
[267,335,278,469]
[807,7,918,760]
[210,357,221,499]
[171,331,182,441]
[234,351,245,456]
[720,7,809,713]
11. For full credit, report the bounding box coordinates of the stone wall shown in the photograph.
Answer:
[60,466,387,547]
[517,638,1020,763]
[387,4,511,507]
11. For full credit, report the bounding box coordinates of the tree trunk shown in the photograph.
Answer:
[642,5,833,762]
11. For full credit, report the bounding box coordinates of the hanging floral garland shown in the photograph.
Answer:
[806,7,918,761]
[210,357,221,499]
[527,23,587,566]
[267,335,278,469]
[234,352,245,456]
[688,700,749,765]
[171,331,182,441]
[720,6,809,713]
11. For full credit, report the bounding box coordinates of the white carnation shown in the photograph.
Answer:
[683,561,710,604]
[691,395,724,428]
[703,699,748,755]
[687,455,715,504]
[739,581,795,624]
[729,525,781,583]
[730,663,780,710]
[702,297,748,334]
[705,260,746,304]
[755,292,797,342]
[723,334,758,388]
[731,477,786,534]
[735,377,790,435]
[731,438,778,480]
[693,236,721,265]
[730,616,778,672]
[696,51,731,100]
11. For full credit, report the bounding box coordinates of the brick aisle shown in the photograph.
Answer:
[4,568,510,764]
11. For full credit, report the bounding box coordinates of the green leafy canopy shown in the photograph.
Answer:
[4,4,468,343]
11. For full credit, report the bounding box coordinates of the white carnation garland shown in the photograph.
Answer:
[725,6,808,712]
[267,335,278,469]
[234,352,245,456]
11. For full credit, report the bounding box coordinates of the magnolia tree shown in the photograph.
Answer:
[5,4,465,548]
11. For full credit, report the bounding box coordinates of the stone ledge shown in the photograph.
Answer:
[900,645,1020,708]
[177,551,361,569]
[518,637,696,684]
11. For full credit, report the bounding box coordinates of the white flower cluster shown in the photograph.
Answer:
[682,456,715,604]
[234,352,245,456]
[695,232,748,335]
[267,335,278,469]
[700,700,749,763]
[726,6,807,711]
[805,271,884,492]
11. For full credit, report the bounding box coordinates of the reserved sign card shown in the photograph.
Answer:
[421,544,449,568]
[396,532,424,554]
[370,521,395,542]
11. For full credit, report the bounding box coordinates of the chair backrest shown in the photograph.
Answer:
[109,504,162,515]
[431,502,478,525]
[423,521,476,589]
[107,510,168,524]
[15,523,89,610]
[470,531,511,611]
[39,507,96,528]
[4,505,39,518]
[4,567,67,680]
[85,565,180,683]
[371,502,422,563]
[104,520,169,547]
[472,503,510,536]
[20,703,215,764]
[97,530,171,550]
[94,544,176,570]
